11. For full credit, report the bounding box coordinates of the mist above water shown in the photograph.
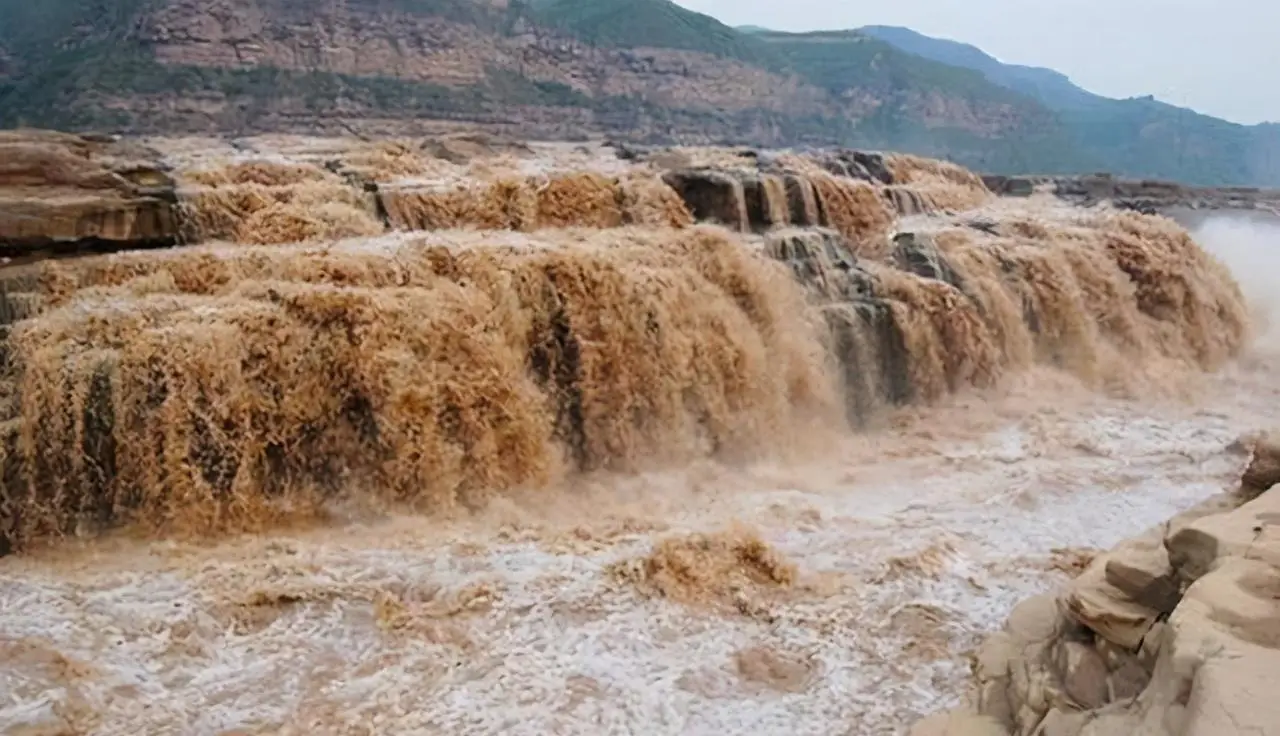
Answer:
[1181,209,1280,346]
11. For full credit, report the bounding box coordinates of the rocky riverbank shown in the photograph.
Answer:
[912,434,1280,736]
[982,173,1280,217]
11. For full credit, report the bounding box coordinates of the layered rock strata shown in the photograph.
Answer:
[0,131,180,258]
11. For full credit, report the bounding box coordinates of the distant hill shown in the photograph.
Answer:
[859,25,1100,111]
[859,24,1280,186]
[749,29,1094,174]
[0,0,1277,186]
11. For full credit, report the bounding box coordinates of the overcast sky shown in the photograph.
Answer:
[676,0,1280,125]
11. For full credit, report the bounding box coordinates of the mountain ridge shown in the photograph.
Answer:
[855,23,1280,186]
[0,0,1275,186]
[857,25,1103,112]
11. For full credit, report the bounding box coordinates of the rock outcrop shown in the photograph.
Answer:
[912,438,1280,736]
[0,130,179,258]
[653,147,956,246]
[982,172,1280,217]
[661,170,751,232]
[762,227,912,425]
[1,0,1061,167]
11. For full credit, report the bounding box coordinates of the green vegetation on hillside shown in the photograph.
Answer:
[751,30,1098,174]
[859,25,1099,112]
[757,30,1028,104]
[528,0,779,65]
[2,0,1278,186]
[860,24,1280,186]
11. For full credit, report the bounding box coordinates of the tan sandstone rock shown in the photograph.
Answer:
[1064,557,1159,651]
[1163,491,1244,542]
[913,402,1280,736]
[1167,486,1280,583]
[1077,555,1280,736]
[1055,641,1108,709]
[1102,534,1179,614]
[1031,708,1088,736]
[969,595,1080,734]
[910,712,1010,736]
[1241,430,1280,498]
[0,130,178,252]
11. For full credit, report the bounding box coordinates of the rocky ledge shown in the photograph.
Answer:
[912,434,1280,736]
[982,172,1280,216]
[0,130,180,260]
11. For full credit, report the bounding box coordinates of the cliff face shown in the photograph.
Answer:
[3,0,1277,185]
[141,0,821,114]
[0,0,1051,165]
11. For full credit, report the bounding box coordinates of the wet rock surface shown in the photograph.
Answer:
[982,172,1280,217]
[661,170,750,232]
[916,438,1280,735]
[891,232,966,291]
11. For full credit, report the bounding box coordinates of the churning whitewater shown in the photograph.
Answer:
[0,137,1272,735]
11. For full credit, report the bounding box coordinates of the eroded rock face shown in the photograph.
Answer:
[797,149,895,185]
[0,130,179,255]
[917,444,1280,736]
[892,232,965,291]
[1167,484,1280,583]
[761,227,913,424]
[1242,431,1280,497]
[661,170,749,232]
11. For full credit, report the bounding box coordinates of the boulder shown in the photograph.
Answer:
[1064,556,1160,650]
[852,150,894,185]
[982,176,1037,197]
[799,149,893,185]
[1055,641,1108,709]
[919,485,1280,736]
[969,595,1074,733]
[1167,487,1280,583]
[966,216,1000,235]
[1031,709,1087,736]
[1105,656,1150,701]
[1102,534,1180,614]
[1164,491,1242,540]
[763,227,872,300]
[761,226,915,418]
[1242,431,1280,498]
[1076,557,1280,736]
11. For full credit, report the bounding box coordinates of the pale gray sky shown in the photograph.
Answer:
[676,0,1280,125]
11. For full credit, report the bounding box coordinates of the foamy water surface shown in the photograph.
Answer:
[1,215,1277,735]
